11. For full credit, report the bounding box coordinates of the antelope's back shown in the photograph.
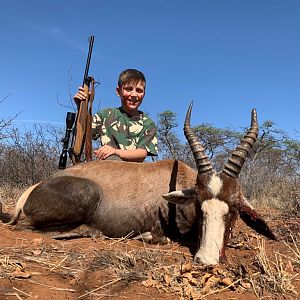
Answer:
[53,160,197,205]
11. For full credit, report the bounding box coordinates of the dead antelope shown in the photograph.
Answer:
[7,104,275,265]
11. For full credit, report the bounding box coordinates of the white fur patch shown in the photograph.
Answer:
[162,189,195,199]
[132,231,153,243]
[242,196,254,210]
[194,199,229,265]
[162,190,185,199]
[162,189,196,205]
[208,174,223,196]
[15,183,40,215]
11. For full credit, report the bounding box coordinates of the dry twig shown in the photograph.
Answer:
[13,287,31,297]
[28,279,76,292]
[77,277,122,299]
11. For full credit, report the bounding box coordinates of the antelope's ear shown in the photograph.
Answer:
[162,188,196,206]
[238,197,276,240]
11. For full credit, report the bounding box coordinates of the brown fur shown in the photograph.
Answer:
[13,160,197,238]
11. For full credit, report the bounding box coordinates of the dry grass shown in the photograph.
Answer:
[86,232,300,299]
[0,229,300,299]
[283,235,300,268]
[92,247,254,299]
[250,237,299,297]
[0,235,253,299]
[0,184,24,202]
[250,180,300,217]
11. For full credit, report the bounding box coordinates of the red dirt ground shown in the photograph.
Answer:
[0,200,299,300]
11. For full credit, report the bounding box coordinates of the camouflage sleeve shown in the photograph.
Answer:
[92,112,102,141]
[137,122,158,156]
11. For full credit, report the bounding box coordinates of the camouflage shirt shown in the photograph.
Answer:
[92,107,158,156]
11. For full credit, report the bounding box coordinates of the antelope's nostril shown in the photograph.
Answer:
[194,256,202,264]
[194,253,220,265]
[219,255,227,264]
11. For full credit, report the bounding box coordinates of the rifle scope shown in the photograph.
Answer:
[58,112,76,169]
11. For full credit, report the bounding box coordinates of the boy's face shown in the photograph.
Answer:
[116,79,145,114]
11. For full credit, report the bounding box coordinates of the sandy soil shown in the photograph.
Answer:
[0,199,299,300]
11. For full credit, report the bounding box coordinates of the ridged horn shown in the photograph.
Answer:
[222,109,258,178]
[184,102,213,174]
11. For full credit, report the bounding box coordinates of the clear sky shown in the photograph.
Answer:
[1,0,299,140]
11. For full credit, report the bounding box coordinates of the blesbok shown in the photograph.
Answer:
[6,104,275,265]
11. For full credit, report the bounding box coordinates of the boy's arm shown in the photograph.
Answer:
[94,145,147,162]
[116,148,147,162]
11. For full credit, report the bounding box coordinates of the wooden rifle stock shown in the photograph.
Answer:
[70,36,95,165]
[85,78,95,161]
[72,82,88,162]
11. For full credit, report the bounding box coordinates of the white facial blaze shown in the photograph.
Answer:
[208,173,223,196]
[194,199,229,265]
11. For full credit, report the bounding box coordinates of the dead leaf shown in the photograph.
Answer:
[31,238,43,247]
[221,277,233,286]
[190,278,198,286]
[69,278,77,285]
[32,249,42,256]
[182,272,193,280]
[241,281,251,289]
[286,260,294,272]
[181,263,192,273]
[14,262,26,269]
[182,272,196,285]
[30,272,41,276]
[201,273,212,286]
[12,270,31,279]
[142,279,155,287]
[206,275,220,285]
[155,283,165,290]
[184,284,197,298]
[164,274,171,286]
[173,266,181,276]
[182,277,189,285]
[162,266,169,272]
[212,266,226,276]
[173,286,182,293]
[202,275,220,293]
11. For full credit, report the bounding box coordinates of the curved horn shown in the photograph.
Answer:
[184,102,213,174]
[222,109,258,178]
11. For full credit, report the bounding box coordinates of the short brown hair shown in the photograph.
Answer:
[117,69,146,87]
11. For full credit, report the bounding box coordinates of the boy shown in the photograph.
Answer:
[74,69,158,162]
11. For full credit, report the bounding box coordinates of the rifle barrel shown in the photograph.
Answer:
[83,35,95,86]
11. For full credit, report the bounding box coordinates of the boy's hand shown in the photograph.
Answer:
[93,145,119,160]
[73,87,88,108]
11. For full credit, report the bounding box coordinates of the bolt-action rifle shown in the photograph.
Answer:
[58,35,95,169]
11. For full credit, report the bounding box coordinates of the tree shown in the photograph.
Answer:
[0,93,19,141]
[0,124,63,186]
[157,111,184,160]
[193,124,240,171]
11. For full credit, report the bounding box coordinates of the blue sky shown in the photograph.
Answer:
[1,0,299,140]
